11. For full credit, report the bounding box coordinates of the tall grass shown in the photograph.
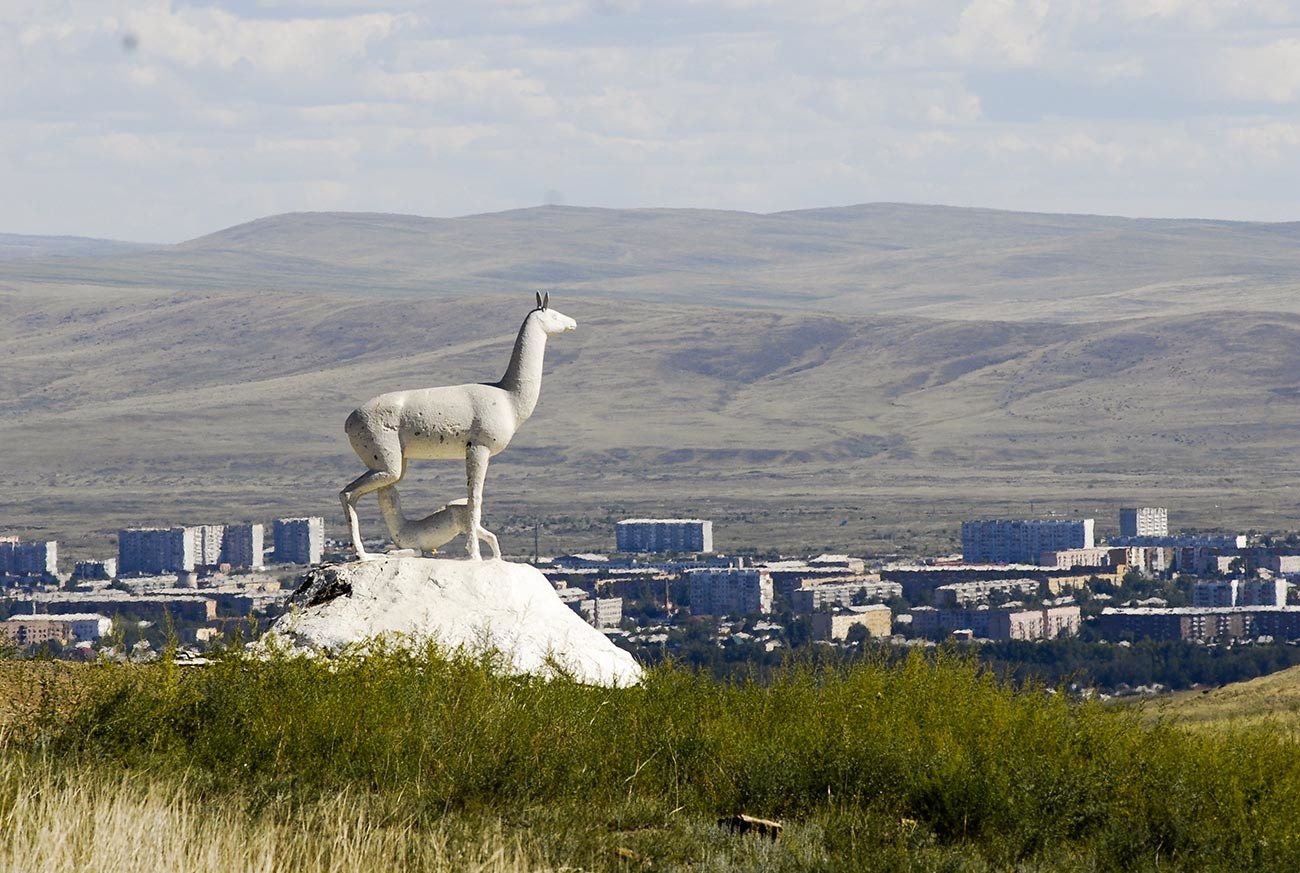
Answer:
[0,755,544,873]
[7,645,1300,870]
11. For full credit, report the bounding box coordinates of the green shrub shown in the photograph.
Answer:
[8,645,1300,870]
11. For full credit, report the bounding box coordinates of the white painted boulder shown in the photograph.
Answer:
[264,557,644,687]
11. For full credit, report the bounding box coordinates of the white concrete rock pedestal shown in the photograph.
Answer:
[263,556,644,688]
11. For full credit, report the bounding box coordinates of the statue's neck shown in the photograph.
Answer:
[499,314,547,422]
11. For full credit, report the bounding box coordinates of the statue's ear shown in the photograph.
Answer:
[543,292,550,309]
[535,290,543,309]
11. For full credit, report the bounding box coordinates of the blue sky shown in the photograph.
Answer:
[5,0,1300,241]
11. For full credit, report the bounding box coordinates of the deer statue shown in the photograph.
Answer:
[340,293,577,560]
[376,486,500,559]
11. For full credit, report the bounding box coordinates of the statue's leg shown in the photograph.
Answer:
[340,453,405,560]
[479,526,501,560]
[464,444,491,561]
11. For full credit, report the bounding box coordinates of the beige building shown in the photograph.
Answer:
[811,605,892,641]
[2,613,111,647]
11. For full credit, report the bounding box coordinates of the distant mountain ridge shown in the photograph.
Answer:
[7,202,1300,553]
[0,233,157,261]
[4,203,1300,322]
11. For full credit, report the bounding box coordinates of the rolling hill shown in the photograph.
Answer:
[4,290,1300,557]
[3,203,1300,322]
[4,204,1300,559]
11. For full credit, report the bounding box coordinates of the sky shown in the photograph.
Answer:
[5,0,1300,242]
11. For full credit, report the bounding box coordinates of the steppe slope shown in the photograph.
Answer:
[5,286,1300,556]
[4,204,1300,322]
[1161,665,1300,733]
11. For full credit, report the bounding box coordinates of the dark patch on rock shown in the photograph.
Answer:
[290,564,354,608]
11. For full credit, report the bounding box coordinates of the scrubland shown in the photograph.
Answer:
[2,648,1299,871]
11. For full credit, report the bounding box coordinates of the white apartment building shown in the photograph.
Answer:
[1120,507,1168,538]
[190,525,225,567]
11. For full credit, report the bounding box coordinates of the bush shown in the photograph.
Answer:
[7,646,1300,870]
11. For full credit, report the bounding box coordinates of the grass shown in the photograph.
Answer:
[1154,663,1300,735]
[4,646,1300,870]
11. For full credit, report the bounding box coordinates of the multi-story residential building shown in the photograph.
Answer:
[933,578,1042,608]
[811,605,892,641]
[616,519,713,554]
[1,613,112,646]
[71,559,117,580]
[555,586,623,628]
[1120,507,1168,538]
[1096,606,1300,643]
[1192,580,1238,608]
[759,563,873,599]
[15,593,217,623]
[1192,578,1288,608]
[1040,547,1113,569]
[790,580,903,613]
[273,517,324,565]
[962,519,1094,564]
[118,527,196,575]
[0,539,58,577]
[189,525,225,567]
[1262,555,1300,576]
[580,597,624,628]
[687,568,772,616]
[910,605,1080,641]
[1108,534,1246,549]
[221,523,265,569]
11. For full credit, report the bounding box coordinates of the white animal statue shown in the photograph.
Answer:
[376,486,500,559]
[340,293,577,560]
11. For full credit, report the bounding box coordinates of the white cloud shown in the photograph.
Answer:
[1218,39,1300,102]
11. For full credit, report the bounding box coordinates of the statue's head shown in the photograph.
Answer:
[532,291,577,335]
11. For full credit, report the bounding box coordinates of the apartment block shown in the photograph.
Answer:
[580,597,624,628]
[910,605,1080,641]
[811,605,892,641]
[189,525,225,567]
[687,568,772,616]
[1040,547,1114,569]
[616,519,713,554]
[72,559,117,580]
[273,517,324,565]
[1262,555,1300,576]
[0,539,58,577]
[1,613,112,647]
[1192,578,1288,608]
[221,523,265,569]
[962,519,1094,564]
[790,580,902,613]
[933,578,1042,608]
[19,594,217,624]
[118,527,196,575]
[1096,606,1300,643]
[1120,507,1168,538]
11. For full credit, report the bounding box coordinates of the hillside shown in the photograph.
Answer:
[5,283,1300,557]
[1160,664,1300,733]
[4,204,1300,322]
